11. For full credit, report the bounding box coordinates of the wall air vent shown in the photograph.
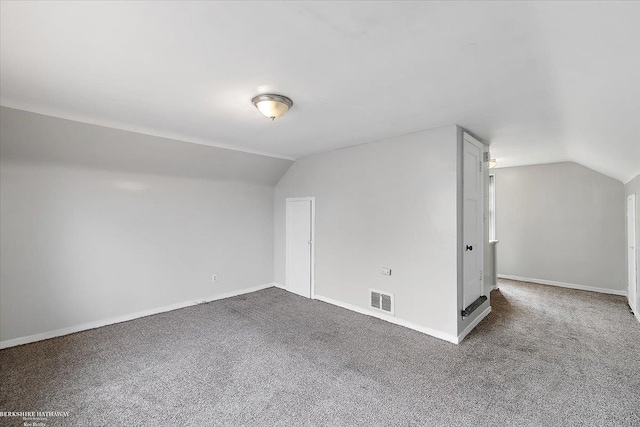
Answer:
[370,289,394,315]
[371,292,381,309]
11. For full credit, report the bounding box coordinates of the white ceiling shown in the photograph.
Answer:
[1,1,639,182]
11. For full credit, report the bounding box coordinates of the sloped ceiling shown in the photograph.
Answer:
[0,107,293,186]
[1,1,638,182]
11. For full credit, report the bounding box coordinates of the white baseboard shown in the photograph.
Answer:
[497,274,627,297]
[457,306,491,344]
[0,283,274,349]
[630,302,640,324]
[313,294,459,344]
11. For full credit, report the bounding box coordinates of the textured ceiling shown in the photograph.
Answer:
[1,1,638,182]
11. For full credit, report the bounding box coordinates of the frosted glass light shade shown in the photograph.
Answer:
[252,94,293,120]
[489,159,497,168]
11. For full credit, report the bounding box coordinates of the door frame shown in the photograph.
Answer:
[285,197,316,299]
[628,193,637,311]
[462,132,485,310]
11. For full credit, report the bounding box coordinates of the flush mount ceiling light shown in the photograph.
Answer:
[251,94,293,121]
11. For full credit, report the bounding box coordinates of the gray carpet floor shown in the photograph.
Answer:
[1,279,639,426]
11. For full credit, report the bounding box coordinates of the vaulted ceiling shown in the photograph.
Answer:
[1,1,638,182]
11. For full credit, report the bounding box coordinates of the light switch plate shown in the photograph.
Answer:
[381,268,392,276]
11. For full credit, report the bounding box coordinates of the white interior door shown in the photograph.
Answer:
[628,194,637,312]
[286,198,314,298]
[463,135,484,309]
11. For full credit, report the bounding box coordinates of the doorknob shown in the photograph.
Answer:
[466,245,473,251]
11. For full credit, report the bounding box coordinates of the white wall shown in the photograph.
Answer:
[0,107,292,344]
[626,173,640,313]
[494,162,626,293]
[274,126,461,339]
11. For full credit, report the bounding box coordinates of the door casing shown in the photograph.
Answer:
[628,194,637,312]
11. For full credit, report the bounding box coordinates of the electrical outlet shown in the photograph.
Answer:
[211,274,218,283]
[381,267,392,276]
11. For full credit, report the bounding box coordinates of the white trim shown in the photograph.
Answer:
[489,173,496,241]
[457,306,492,343]
[462,131,483,147]
[313,294,459,344]
[273,282,306,297]
[0,283,274,349]
[627,194,637,312]
[498,274,627,296]
[285,197,316,299]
